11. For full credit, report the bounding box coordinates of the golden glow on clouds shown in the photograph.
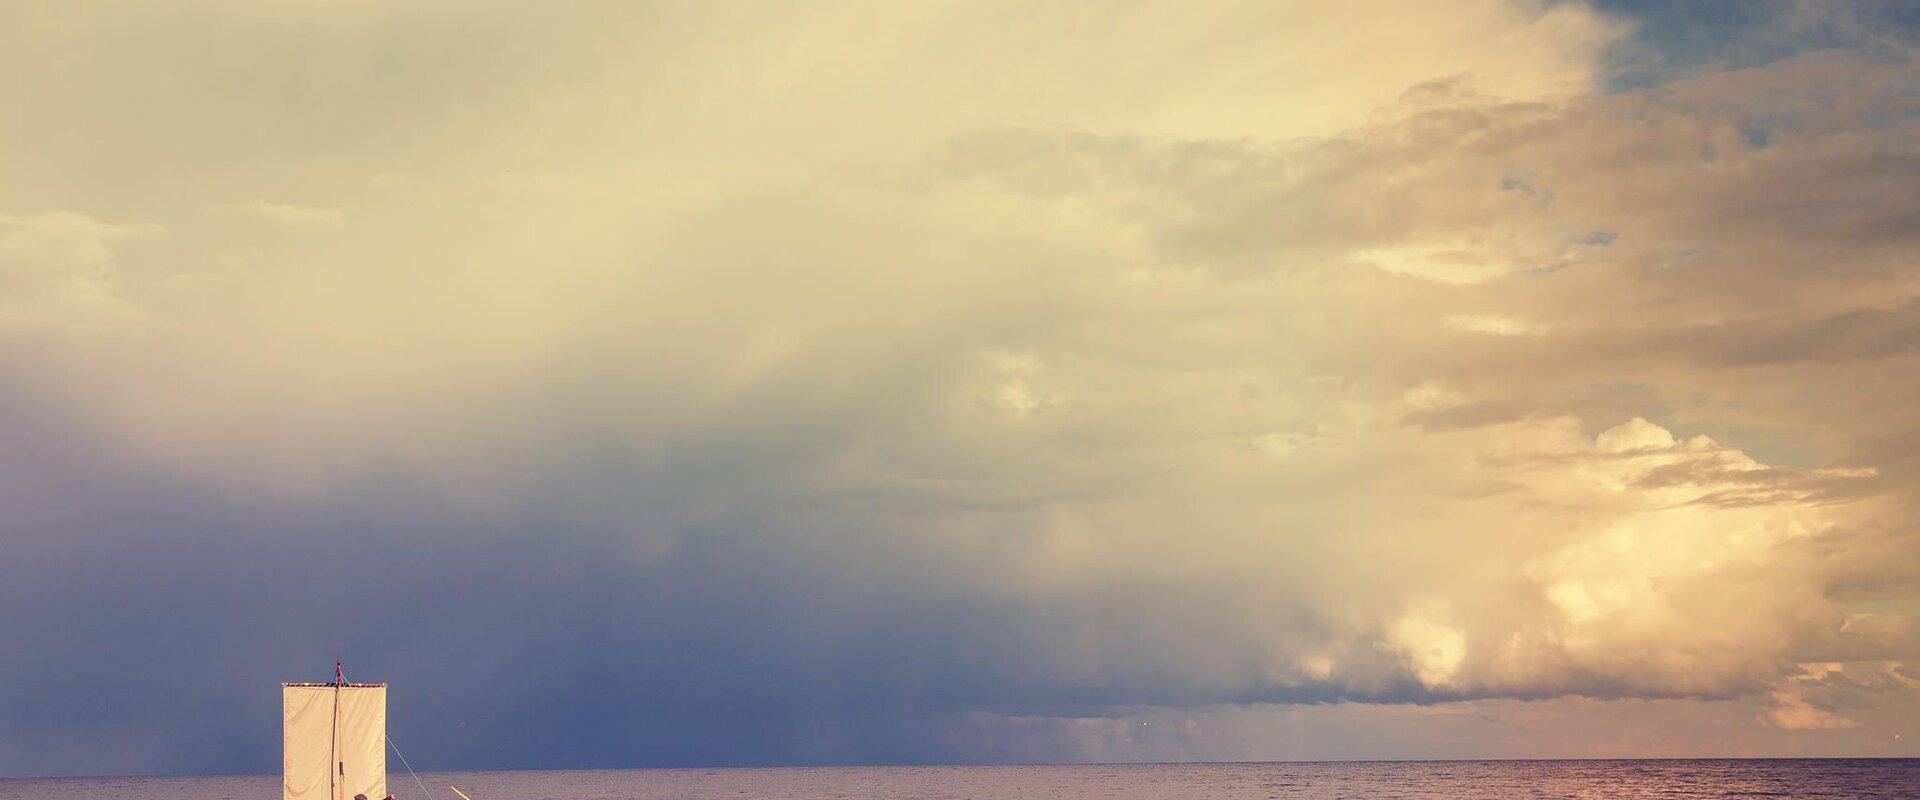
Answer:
[1,0,1916,760]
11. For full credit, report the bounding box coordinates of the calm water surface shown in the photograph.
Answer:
[5,760,1916,800]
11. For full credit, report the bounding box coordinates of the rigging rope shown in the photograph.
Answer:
[387,734,437,800]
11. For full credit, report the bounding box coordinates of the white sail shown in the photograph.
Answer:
[284,683,387,800]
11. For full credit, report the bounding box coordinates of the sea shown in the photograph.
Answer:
[3,760,1917,800]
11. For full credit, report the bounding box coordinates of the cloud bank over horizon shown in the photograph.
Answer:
[2,0,1918,776]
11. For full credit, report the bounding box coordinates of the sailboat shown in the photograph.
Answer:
[282,662,388,800]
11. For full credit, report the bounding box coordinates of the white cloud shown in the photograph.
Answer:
[1763,688,1860,730]
[1387,612,1469,690]
[1446,315,1545,336]
[203,201,344,229]
[0,211,161,335]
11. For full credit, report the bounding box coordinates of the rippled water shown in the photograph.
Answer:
[5,760,1916,799]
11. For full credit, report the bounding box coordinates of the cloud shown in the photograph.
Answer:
[1759,660,1920,730]
[0,211,161,335]
[0,0,1917,776]
[203,202,345,229]
[1762,687,1860,730]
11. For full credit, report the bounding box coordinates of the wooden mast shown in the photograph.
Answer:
[332,661,343,800]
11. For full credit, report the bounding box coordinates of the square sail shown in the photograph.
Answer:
[284,683,387,800]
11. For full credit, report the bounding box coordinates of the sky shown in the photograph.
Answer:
[1,0,1918,778]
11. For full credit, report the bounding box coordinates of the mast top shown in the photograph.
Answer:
[282,682,385,687]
